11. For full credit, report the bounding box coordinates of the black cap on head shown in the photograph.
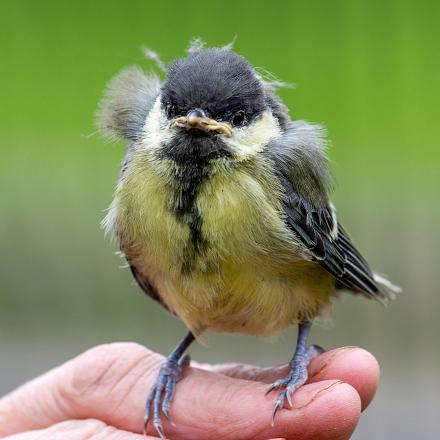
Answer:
[161,48,266,124]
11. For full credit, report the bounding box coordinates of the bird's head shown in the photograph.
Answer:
[144,48,288,164]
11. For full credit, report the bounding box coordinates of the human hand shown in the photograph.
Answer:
[0,343,379,440]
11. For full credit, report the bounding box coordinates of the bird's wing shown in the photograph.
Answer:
[279,174,379,296]
[267,121,389,300]
[97,66,161,142]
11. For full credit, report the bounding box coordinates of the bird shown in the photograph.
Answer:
[98,41,399,439]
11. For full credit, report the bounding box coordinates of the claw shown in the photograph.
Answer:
[162,402,171,421]
[271,392,285,426]
[143,332,195,437]
[265,377,290,396]
[162,378,177,423]
[144,358,188,438]
[143,385,156,434]
[153,419,166,440]
[152,379,165,438]
[265,384,277,396]
[286,387,294,408]
[267,342,325,425]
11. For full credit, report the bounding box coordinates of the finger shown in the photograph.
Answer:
[307,347,379,411]
[0,343,361,440]
[0,343,162,437]
[2,419,153,440]
[199,347,379,410]
[164,377,361,440]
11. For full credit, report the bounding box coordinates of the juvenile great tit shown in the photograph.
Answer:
[98,42,399,439]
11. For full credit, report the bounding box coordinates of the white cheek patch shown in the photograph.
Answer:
[139,101,281,160]
[139,96,173,152]
[224,110,281,159]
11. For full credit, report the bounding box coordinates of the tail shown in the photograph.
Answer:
[373,272,401,303]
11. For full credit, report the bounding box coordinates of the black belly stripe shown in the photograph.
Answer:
[159,131,232,272]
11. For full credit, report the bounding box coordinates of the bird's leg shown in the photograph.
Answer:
[144,331,195,438]
[267,322,324,424]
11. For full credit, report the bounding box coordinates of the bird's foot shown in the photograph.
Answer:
[267,344,324,425]
[144,354,190,439]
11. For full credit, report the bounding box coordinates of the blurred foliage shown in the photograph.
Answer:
[0,1,439,437]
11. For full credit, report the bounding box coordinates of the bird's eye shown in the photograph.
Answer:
[231,110,246,127]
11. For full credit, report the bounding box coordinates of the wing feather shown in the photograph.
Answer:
[267,122,387,299]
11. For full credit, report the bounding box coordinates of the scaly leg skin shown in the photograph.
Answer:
[144,331,195,439]
[267,322,324,425]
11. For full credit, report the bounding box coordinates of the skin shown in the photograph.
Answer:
[0,343,379,440]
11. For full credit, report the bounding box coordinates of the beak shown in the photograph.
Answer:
[172,108,232,137]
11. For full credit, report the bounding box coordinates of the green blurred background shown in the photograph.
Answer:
[1,0,438,438]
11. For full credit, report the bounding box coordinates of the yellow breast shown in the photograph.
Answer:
[106,154,334,337]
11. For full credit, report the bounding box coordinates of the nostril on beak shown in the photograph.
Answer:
[187,108,206,122]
